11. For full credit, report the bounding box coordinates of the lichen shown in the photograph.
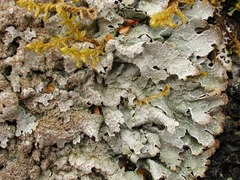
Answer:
[17,0,105,68]
[0,0,231,179]
[149,0,187,28]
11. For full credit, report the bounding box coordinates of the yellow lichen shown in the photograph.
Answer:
[135,84,171,106]
[17,0,96,21]
[228,1,240,16]
[149,0,186,29]
[60,46,103,68]
[202,0,219,5]
[188,71,208,81]
[17,0,104,68]
[149,0,220,29]
[236,2,240,11]
[26,36,68,54]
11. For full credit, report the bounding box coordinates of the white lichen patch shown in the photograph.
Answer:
[0,0,230,179]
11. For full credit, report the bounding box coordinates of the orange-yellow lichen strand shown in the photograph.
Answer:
[149,1,186,28]
[135,84,171,106]
[188,71,208,81]
[17,0,97,21]
[236,2,240,11]
[202,0,218,5]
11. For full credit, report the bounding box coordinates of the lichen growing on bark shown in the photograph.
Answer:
[0,0,233,179]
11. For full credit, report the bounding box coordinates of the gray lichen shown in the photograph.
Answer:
[0,0,231,179]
